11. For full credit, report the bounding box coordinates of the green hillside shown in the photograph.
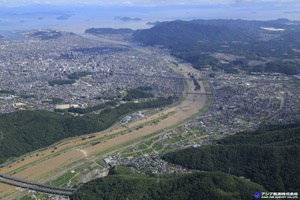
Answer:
[163,124,300,192]
[71,166,265,200]
[0,97,173,164]
[133,19,300,75]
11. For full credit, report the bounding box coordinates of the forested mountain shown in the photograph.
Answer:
[71,166,265,200]
[133,19,300,75]
[0,97,173,164]
[163,124,300,192]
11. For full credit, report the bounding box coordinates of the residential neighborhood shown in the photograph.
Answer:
[0,31,182,113]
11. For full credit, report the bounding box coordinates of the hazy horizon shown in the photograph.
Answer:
[0,1,299,33]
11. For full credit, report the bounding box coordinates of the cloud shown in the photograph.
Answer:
[123,1,133,5]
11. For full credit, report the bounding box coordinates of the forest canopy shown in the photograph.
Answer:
[163,124,300,192]
[0,97,173,164]
[71,165,265,200]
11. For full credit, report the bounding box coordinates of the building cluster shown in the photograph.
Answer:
[0,31,182,113]
[186,71,300,135]
[103,153,187,175]
[104,71,300,177]
[97,129,216,176]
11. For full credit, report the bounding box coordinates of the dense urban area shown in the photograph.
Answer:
[0,30,182,113]
[0,19,300,200]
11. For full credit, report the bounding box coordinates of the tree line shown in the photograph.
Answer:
[163,124,300,192]
[71,165,265,200]
[0,97,173,164]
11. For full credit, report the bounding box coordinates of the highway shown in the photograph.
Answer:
[0,174,75,196]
